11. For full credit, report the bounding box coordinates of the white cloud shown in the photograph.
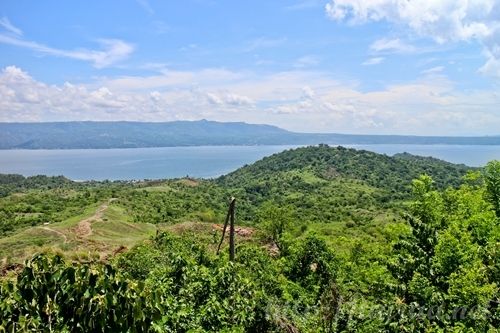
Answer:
[0,19,134,68]
[302,86,315,99]
[206,92,224,105]
[206,91,253,107]
[326,0,500,77]
[293,55,320,68]
[150,91,161,102]
[225,93,253,106]
[2,66,500,135]
[421,66,445,75]
[100,68,246,91]
[370,38,416,54]
[326,0,496,42]
[362,57,384,65]
[480,36,500,76]
[0,17,22,36]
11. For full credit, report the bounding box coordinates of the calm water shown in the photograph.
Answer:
[0,144,499,181]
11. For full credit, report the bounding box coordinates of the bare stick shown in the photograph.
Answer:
[216,197,235,255]
[229,197,236,261]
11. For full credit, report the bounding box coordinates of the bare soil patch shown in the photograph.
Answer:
[73,200,114,238]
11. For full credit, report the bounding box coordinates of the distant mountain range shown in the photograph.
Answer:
[0,120,499,149]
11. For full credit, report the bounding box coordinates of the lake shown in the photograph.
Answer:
[0,144,499,181]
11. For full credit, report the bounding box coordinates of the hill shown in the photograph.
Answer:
[0,174,74,197]
[1,120,500,149]
[219,145,471,191]
[216,145,473,223]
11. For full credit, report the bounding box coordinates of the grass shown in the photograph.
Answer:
[0,228,62,263]
[53,204,100,228]
[0,202,156,264]
[90,204,156,246]
[138,185,174,192]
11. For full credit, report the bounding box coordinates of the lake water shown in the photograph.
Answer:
[0,144,499,181]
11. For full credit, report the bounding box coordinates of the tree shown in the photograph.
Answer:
[257,202,294,252]
[485,160,500,218]
[387,173,500,331]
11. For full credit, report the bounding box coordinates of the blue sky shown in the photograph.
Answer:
[0,0,499,135]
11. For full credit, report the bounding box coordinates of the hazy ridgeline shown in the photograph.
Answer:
[2,121,500,149]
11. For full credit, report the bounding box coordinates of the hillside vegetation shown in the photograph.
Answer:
[1,146,499,332]
[0,146,472,243]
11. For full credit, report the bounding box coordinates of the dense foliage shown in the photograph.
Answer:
[0,233,341,332]
[0,174,73,197]
[219,146,471,194]
[217,145,472,223]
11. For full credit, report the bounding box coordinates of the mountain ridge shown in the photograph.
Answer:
[1,120,500,149]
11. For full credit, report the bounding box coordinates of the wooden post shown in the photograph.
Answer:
[216,197,236,261]
[216,201,231,255]
[229,197,236,261]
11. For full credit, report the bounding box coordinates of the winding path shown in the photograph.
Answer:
[37,226,68,243]
[74,199,115,238]
[35,199,115,242]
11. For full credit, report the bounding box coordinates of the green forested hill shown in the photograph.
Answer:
[215,145,472,224]
[219,145,471,192]
[0,174,74,197]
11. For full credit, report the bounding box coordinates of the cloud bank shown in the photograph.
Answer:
[1,65,500,136]
[326,0,500,77]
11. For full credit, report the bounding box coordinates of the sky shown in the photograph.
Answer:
[0,0,499,135]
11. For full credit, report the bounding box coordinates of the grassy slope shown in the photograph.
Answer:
[0,201,156,264]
